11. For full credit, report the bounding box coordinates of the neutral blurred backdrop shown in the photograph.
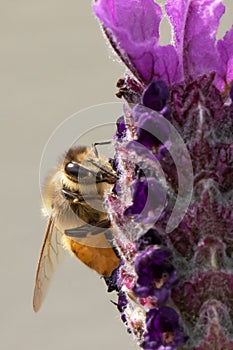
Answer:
[0,1,232,350]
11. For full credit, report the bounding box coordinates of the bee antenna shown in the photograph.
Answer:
[92,141,112,158]
[88,159,118,179]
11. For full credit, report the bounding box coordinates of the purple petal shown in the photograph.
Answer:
[142,80,169,112]
[134,247,176,303]
[152,45,182,85]
[94,0,161,42]
[104,263,122,292]
[144,307,188,349]
[117,292,129,326]
[115,115,127,140]
[133,104,170,149]
[124,179,148,216]
[94,0,162,82]
[146,307,179,333]
[216,25,233,90]
[124,178,166,222]
[136,228,163,252]
[165,0,225,78]
[94,0,183,84]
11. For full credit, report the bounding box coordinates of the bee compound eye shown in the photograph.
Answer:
[65,162,92,179]
[65,162,79,177]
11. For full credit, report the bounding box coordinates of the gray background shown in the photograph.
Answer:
[0,1,231,350]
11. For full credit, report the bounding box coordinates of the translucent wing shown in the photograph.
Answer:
[33,217,65,312]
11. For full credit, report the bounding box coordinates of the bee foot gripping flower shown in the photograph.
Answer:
[93,0,233,349]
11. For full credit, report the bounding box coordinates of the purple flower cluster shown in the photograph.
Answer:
[134,247,176,304]
[144,307,188,350]
[92,0,233,349]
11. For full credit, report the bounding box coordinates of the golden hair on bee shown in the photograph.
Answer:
[33,145,120,312]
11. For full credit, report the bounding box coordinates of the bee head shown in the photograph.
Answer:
[62,146,117,187]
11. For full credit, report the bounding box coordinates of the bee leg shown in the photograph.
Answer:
[65,218,113,239]
[95,219,111,229]
[61,189,78,203]
[65,224,104,239]
[64,222,120,253]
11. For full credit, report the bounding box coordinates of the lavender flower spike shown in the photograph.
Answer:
[92,0,233,349]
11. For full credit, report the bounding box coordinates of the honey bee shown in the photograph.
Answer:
[33,145,120,312]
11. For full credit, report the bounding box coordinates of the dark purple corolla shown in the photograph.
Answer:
[142,80,170,112]
[135,228,163,252]
[144,307,188,349]
[116,292,129,329]
[124,177,166,223]
[115,115,126,140]
[93,0,233,349]
[133,247,177,304]
[132,104,171,149]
